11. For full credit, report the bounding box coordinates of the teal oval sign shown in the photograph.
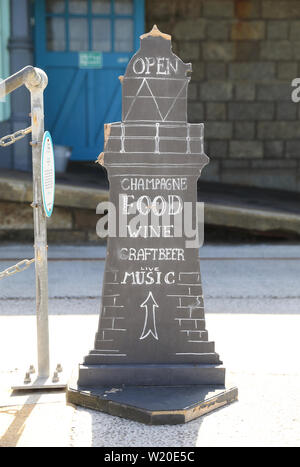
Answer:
[41,131,55,218]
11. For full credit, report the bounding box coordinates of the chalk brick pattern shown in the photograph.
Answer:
[89,270,128,359]
[168,272,213,353]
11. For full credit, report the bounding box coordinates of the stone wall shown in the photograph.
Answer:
[146,0,300,192]
[0,175,108,244]
[0,200,103,244]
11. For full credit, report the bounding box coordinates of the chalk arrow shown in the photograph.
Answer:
[140,292,159,340]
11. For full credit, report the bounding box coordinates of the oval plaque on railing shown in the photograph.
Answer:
[41,131,55,218]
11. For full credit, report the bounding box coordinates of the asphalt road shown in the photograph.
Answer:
[1,244,300,311]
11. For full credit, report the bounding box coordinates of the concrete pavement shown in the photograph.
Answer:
[0,244,300,446]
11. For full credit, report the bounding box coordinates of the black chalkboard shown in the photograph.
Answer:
[79,26,225,387]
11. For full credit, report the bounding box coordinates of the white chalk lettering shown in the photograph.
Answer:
[120,248,185,261]
[127,224,174,238]
[123,194,183,216]
[133,57,146,74]
[145,56,156,74]
[132,57,179,76]
[121,270,176,285]
[157,57,167,75]
[120,177,187,192]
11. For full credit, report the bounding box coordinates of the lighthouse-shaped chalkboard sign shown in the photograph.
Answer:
[68,26,237,424]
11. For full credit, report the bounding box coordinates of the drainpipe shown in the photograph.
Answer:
[8,0,33,171]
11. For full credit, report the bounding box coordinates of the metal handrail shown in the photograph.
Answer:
[0,66,51,381]
[0,65,44,98]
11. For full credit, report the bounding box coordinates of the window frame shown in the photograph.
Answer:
[45,0,137,53]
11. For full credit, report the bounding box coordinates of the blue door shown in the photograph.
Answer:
[34,0,144,161]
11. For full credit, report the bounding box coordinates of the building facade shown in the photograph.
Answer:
[0,0,11,168]
[1,0,300,193]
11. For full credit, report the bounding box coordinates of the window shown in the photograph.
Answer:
[46,17,66,51]
[46,0,134,53]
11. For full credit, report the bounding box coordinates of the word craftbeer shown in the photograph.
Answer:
[120,248,185,261]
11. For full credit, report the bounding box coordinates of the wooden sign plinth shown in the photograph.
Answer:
[67,26,237,424]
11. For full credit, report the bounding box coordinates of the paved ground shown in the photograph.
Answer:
[0,244,300,447]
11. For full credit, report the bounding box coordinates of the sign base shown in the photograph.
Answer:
[12,374,67,391]
[67,369,238,425]
[78,363,225,387]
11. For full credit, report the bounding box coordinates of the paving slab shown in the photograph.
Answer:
[0,402,74,447]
